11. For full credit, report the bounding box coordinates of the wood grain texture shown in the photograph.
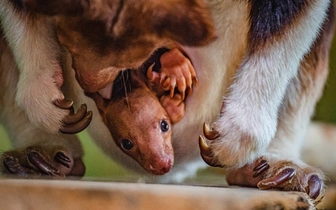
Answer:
[0,179,315,210]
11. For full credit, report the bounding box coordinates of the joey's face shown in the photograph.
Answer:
[90,88,174,175]
[115,116,174,175]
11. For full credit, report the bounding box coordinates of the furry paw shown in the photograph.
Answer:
[0,145,85,178]
[16,68,92,134]
[199,121,267,167]
[226,157,325,202]
[147,48,197,100]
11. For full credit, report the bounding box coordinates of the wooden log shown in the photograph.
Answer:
[0,179,315,210]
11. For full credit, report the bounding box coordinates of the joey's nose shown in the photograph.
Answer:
[149,157,173,175]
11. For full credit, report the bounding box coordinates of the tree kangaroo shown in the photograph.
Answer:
[0,0,334,203]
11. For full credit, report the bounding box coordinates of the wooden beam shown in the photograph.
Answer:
[0,179,315,210]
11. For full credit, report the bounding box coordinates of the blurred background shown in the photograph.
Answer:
[1,37,336,180]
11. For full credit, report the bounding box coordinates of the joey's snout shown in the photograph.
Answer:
[147,155,174,175]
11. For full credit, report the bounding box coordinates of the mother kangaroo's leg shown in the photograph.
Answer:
[226,4,335,202]
[0,36,85,178]
[200,0,331,168]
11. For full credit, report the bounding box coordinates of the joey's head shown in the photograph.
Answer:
[87,70,174,175]
[22,0,216,93]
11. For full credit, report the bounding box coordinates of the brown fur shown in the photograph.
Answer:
[0,0,213,178]
[87,70,174,175]
[51,0,216,92]
[1,0,335,203]
[85,46,197,174]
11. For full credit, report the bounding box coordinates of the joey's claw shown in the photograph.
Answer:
[161,76,171,89]
[306,175,323,200]
[253,159,269,178]
[192,76,198,86]
[147,65,153,80]
[187,86,192,96]
[180,88,185,101]
[60,111,92,134]
[147,64,159,83]
[257,168,295,190]
[28,152,60,176]
[199,136,223,167]
[203,122,220,140]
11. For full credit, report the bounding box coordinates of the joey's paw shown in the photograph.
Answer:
[1,146,85,179]
[147,48,197,100]
[54,100,93,134]
[199,121,262,168]
[160,94,185,124]
[226,157,325,202]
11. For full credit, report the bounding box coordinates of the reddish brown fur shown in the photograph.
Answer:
[84,46,196,174]
[86,70,175,175]
[49,0,216,92]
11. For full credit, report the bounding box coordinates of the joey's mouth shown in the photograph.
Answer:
[145,156,174,175]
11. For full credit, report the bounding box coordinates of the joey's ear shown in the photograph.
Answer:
[21,0,87,15]
[149,0,216,46]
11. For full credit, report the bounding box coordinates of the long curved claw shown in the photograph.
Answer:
[192,75,199,86]
[253,159,270,178]
[62,104,88,124]
[257,168,295,190]
[203,122,220,140]
[28,152,60,176]
[54,152,71,168]
[147,64,154,81]
[199,136,223,167]
[54,99,73,109]
[4,156,38,177]
[306,175,323,200]
[60,111,92,134]
[54,99,93,134]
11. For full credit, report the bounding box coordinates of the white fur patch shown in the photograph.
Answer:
[0,1,68,132]
[208,0,330,167]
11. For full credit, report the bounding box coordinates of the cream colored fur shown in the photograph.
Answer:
[0,1,69,133]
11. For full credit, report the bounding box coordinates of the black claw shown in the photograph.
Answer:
[55,100,92,134]
[27,152,60,176]
[62,104,88,124]
[253,159,267,171]
[4,156,38,176]
[60,111,92,134]
[258,168,295,190]
[54,152,71,168]
[253,161,270,178]
[307,175,322,200]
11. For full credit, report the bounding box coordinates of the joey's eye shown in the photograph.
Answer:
[121,139,133,150]
[160,120,169,132]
